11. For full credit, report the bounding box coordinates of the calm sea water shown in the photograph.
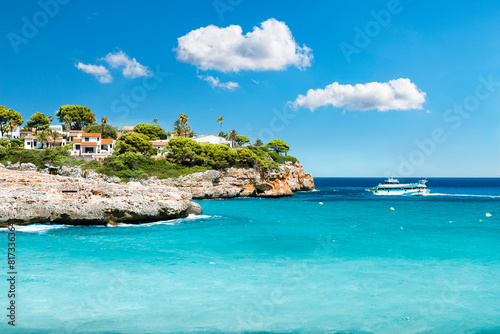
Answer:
[1,178,499,333]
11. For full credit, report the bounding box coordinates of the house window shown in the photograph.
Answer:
[75,145,80,150]
[85,138,89,142]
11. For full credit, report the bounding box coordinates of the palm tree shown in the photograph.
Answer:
[5,120,18,138]
[217,116,224,133]
[173,119,183,137]
[229,129,237,148]
[63,115,73,132]
[101,116,108,134]
[178,113,189,137]
[48,129,59,148]
[153,118,158,126]
[36,130,49,149]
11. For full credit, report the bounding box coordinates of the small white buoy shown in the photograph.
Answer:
[390,207,395,211]
[319,202,323,205]
[486,213,492,217]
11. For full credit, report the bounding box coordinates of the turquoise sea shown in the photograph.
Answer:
[1,178,500,333]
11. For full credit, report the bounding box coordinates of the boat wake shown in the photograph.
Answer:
[429,193,500,199]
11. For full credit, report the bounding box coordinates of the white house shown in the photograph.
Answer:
[24,135,67,149]
[49,125,65,135]
[68,130,84,142]
[71,133,115,157]
[1,126,21,139]
[20,129,36,138]
[192,134,232,147]
[100,138,114,154]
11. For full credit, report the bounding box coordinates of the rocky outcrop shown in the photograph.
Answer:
[0,161,313,226]
[155,161,315,199]
[0,168,202,227]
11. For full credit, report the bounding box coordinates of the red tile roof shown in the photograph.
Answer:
[82,133,102,137]
[101,138,114,144]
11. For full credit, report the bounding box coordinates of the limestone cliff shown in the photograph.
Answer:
[0,168,202,227]
[0,161,314,226]
[154,161,315,199]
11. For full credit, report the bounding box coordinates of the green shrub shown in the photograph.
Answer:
[10,138,23,148]
[0,138,11,149]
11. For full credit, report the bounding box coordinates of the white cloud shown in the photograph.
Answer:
[175,18,313,72]
[198,75,239,91]
[75,62,113,83]
[291,78,426,112]
[103,50,152,78]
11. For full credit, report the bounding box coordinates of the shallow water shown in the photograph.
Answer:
[1,178,499,333]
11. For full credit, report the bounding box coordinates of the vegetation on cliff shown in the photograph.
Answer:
[0,105,302,182]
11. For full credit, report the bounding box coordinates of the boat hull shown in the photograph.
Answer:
[366,188,430,196]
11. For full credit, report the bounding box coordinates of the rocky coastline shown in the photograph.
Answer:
[160,161,315,199]
[0,161,314,226]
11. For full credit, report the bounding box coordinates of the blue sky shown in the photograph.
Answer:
[1,0,499,177]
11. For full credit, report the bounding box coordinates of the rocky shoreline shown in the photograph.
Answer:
[0,162,314,226]
[161,161,314,199]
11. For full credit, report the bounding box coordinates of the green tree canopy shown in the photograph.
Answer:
[166,137,266,168]
[115,132,154,155]
[134,123,167,140]
[84,124,118,139]
[266,139,290,155]
[56,105,95,130]
[26,112,50,132]
[235,135,250,147]
[0,106,23,137]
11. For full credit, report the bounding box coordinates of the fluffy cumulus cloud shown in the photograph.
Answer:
[198,75,239,91]
[291,78,426,112]
[75,63,113,83]
[102,50,152,78]
[175,18,313,72]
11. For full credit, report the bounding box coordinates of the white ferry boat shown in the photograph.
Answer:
[366,177,430,196]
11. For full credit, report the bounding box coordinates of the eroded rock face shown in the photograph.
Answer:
[156,161,315,199]
[0,169,201,227]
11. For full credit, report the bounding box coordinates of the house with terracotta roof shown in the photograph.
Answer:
[71,133,115,156]
[68,130,85,142]
[19,128,36,138]
[150,140,169,155]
